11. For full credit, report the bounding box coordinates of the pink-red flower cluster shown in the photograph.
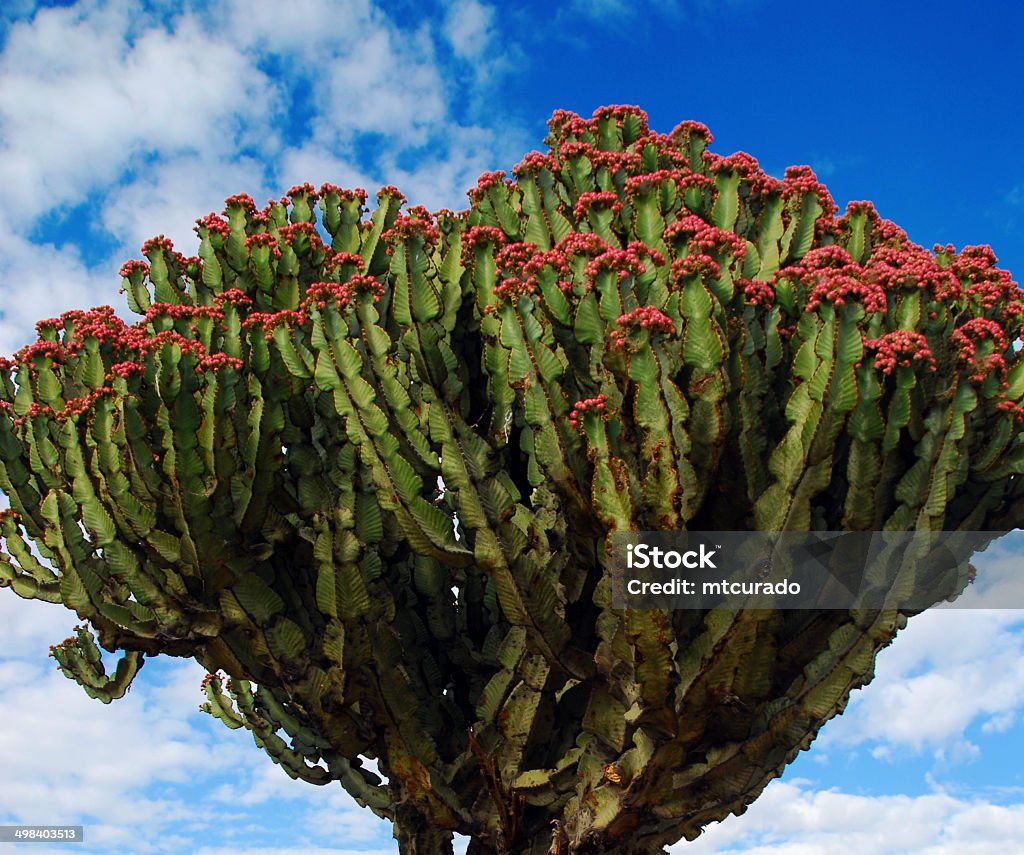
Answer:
[951,318,1009,383]
[194,213,230,238]
[323,250,365,276]
[781,246,887,314]
[109,361,144,378]
[624,169,683,196]
[141,235,175,255]
[347,274,385,298]
[467,170,509,203]
[376,185,407,204]
[276,222,324,249]
[664,215,746,266]
[559,142,642,172]
[781,166,838,218]
[303,276,384,311]
[547,109,595,140]
[493,242,541,303]
[614,305,676,335]
[512,150,557,176]
[866,245,961,301]
[573,191,623,222]
[677,173,712,192]
[319,183,367,205]
[952,245,1020,310]
[224,193,257,211]
[198,353,243,372]
[382,214,440,248]
[215,288,254,308]
[586,243,660,284]
[460,226,507,264]
[741,278,775,308]
[287,182,318,200]
[592,104,649,132]
[702,151,763,178]
[568,393,608,429]
[119,259,149,279]
[554,233,662,289]
[609,305,676,349]
[864,331,937,374]
[245,232,282,259]
[558,232,612,259]
[870,218,909,247]
[671,253,720,282]
[0,300,262,425]
[670,119,713,146]
[241,309,308,338]
[143,303,223,324]
[249,209,271,229]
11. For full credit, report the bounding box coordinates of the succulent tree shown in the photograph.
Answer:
[2,105,1024,854]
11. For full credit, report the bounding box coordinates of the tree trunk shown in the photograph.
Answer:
[464,821,666,855]
[392,803,454,855]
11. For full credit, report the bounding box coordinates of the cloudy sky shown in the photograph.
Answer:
[2,0,1024,852]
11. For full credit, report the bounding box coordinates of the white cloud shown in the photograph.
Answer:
[218,0,377,54]
[672,778,1024,854]
[568,0,630,20]
[0,2,270,221]
[0,228,115,355]
[310,24,447,147]
[443,0,495,60]
[817,605,1024,758]
[99,151,272,260]
[0,598,398,852]
[192,850,398,855]
[567,0,757,23]
[275,144,373,201]
[0,0,525,357]
[0,570,81,650]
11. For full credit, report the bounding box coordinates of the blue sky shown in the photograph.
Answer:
[1,1,1024,852]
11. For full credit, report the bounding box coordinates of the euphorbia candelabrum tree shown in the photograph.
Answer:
[3,106,1024,854]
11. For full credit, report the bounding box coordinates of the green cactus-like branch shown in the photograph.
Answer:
[49,624,144,703]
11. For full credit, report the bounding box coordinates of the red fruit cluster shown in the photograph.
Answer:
[323,251,365,276]
[951,318,1010,383]
[319,183,368,205]
[740,278,776,308]
[245,232,282,258]
[287,182,318,200]
[382,215,440,248]
[5,106,1023,449]
[568,393,609,430]
[781,246,888,313]
[781,166,838,217]
[494,242,542,303]
[461,226,507,265]
[560,141,642,173]
[609,306,676,350]
[376,185,407,204]
[864,331,937,374]
[118,259,149,279]
[512,150,558,176]
[467,171,508,203]
[573,191,623,222]
[195,213,230,238]
[624,169,684,196]
[277,222,325,250]
[224,193,257,211]
[665,215,746,281]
